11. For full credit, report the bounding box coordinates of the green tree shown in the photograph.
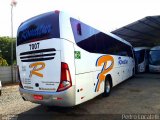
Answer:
[0,57,8,66]
[0,36,16,65]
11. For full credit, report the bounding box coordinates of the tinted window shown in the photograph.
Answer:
[17,12,60,46]
[70,18,97,53]
[149,50,160,65]
[135,50,145,64]
[70,18,133,57]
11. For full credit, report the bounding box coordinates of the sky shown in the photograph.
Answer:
[0,0,160,37]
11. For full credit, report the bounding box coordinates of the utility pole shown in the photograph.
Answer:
[11,0,17,83]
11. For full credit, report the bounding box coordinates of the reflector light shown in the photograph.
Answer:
[57,97,63,100]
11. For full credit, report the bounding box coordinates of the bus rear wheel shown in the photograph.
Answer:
[102,77,111,97]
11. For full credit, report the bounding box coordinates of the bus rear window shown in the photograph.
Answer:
[17,12,60,46]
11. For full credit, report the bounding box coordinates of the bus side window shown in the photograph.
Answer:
[70,17,133,58]
[70,18,96,53]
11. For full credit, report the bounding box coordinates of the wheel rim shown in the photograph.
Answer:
[106,80,110,93]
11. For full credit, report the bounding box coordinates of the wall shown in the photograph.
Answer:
[0,66,18,84]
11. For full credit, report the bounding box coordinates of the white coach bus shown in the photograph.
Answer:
[149,46,160,72]
[16,11,135,106]
[134,47,150,73]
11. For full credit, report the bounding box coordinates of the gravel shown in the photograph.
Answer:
[0,85,38,115]
[0,73,160,120]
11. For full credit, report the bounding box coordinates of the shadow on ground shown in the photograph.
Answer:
[17,104,121,120]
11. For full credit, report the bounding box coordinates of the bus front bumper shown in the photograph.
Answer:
[149,65,160,72]
[19,86,75,107]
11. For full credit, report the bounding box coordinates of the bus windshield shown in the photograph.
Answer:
[17,12,60,46]
[149,50,160,65]
[135,50,145,64]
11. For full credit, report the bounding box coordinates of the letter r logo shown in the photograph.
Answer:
[29,62,45,78]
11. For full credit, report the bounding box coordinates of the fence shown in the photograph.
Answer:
[0,66,18,84]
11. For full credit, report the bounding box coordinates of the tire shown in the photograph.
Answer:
[102,77,111,97]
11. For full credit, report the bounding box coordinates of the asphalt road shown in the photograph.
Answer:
[0,73,160,120]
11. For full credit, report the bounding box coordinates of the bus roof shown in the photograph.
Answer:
[59,10,132,47]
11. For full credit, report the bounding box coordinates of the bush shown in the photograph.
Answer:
[0,57,8,66]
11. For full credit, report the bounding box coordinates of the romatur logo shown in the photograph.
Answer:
[118,57,128,65]
[29,62,45,78]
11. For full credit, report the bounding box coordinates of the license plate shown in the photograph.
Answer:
[33,95,43,100]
